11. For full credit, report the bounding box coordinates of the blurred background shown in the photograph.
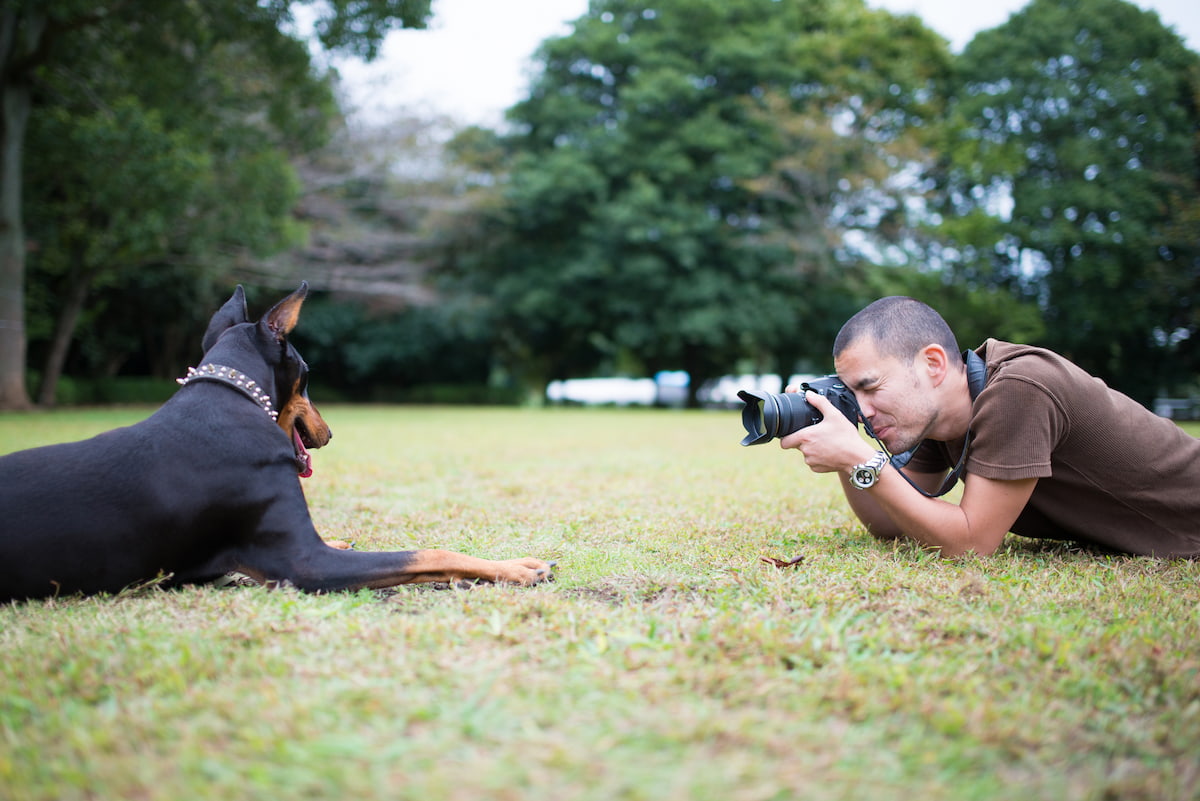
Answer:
[1,0,1197,413]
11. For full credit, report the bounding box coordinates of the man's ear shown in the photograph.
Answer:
[920,344,952,387]
[261,282,309,342]
[201,285,249,354]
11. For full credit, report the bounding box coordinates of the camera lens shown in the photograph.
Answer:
[738,376,861,446]
[772,391,819,437]
[738,390,819,445]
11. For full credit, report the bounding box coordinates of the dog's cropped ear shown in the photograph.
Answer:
[201,285,250,353]
[262,282,309,342]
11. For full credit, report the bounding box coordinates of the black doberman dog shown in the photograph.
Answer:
[0,284,553,602]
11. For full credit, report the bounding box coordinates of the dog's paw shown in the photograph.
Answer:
[500,557,556,586]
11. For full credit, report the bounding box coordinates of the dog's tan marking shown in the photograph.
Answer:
[277,394,331,448]
[364,550,552,587]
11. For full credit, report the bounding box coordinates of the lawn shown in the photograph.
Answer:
[1,405,1197,801]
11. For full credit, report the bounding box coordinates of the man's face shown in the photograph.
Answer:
[834,337,940,454]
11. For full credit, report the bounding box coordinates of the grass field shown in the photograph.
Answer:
[1,405,1198,801]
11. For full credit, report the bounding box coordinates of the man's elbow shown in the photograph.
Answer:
[937,536,1002,558]
[863,521,904,542]
[870,525,1004,557]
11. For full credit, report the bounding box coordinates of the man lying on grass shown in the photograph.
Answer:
[783,296,1200,558]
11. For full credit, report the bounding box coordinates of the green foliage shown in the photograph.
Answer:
[1,406,1198,799]
[25,3,336,269]
[26,99,209,284]
[10,0,433,396]
[939,0,1200,400]
[290,296,499,400]
[43,375,179,406]
[308,0,433,58]
[868,269,1048,349]
[452,0,953,397]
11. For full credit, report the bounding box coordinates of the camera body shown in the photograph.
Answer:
[737,375,861,446]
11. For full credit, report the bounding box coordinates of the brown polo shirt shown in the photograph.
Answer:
[906,339,1200,557]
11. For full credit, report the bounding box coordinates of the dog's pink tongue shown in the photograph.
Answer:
[293,427,313,478]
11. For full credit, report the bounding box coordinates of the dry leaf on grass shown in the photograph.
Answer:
[761,555,805,569]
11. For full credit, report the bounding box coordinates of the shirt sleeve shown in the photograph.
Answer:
[965,375,1064,481]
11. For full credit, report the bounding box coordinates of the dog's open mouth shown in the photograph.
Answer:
[292,426,313,477]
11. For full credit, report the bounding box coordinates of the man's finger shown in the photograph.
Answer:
[805,389,835,410]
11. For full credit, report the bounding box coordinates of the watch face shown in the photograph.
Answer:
[852,468,876,488]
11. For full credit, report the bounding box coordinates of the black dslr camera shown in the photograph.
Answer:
[737,375,861,447]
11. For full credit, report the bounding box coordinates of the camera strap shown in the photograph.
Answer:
[964,347,987,398]
[873,348,986,499]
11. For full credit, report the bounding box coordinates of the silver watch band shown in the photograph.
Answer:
[850,451,888,490]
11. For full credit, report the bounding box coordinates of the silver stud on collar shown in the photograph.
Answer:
[177,363,278,420]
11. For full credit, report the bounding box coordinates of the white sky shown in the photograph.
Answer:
[333,0,1200,127]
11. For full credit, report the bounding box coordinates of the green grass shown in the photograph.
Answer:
[1,406,1198,801]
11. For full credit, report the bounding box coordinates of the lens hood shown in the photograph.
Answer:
[737,389,776,446]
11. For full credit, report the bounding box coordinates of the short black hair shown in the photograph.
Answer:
[833,296,961,363]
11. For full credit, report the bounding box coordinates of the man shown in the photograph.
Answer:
[782,296,1200,557]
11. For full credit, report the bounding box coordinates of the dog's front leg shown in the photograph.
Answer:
[367,550,555,587]
[244,545,553,592]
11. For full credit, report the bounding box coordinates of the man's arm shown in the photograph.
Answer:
[782,392,1036,556]
[835,469,946,541]
[850,464,1037,556]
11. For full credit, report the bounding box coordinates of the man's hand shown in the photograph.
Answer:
[778,390,877,474]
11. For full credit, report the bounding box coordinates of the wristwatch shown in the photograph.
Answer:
[850,451,888,490]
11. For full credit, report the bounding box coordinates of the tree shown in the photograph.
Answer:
[937,0,1200,403]
[451,0,951,402]
[243,112,506,402]
[0,0,432,409]
[24,99,209,403]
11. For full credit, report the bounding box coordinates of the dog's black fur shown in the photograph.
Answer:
[0,284,553,602]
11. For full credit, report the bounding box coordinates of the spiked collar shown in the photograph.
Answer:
[176,363,278,421]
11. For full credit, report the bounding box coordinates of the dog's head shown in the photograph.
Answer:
[202,284,332,460]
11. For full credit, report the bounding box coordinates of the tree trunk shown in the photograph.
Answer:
[0,78,31,409]
[36,274,90,407]
[0,9,44,410]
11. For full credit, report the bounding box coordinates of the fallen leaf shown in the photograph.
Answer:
[761,555,805,569]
